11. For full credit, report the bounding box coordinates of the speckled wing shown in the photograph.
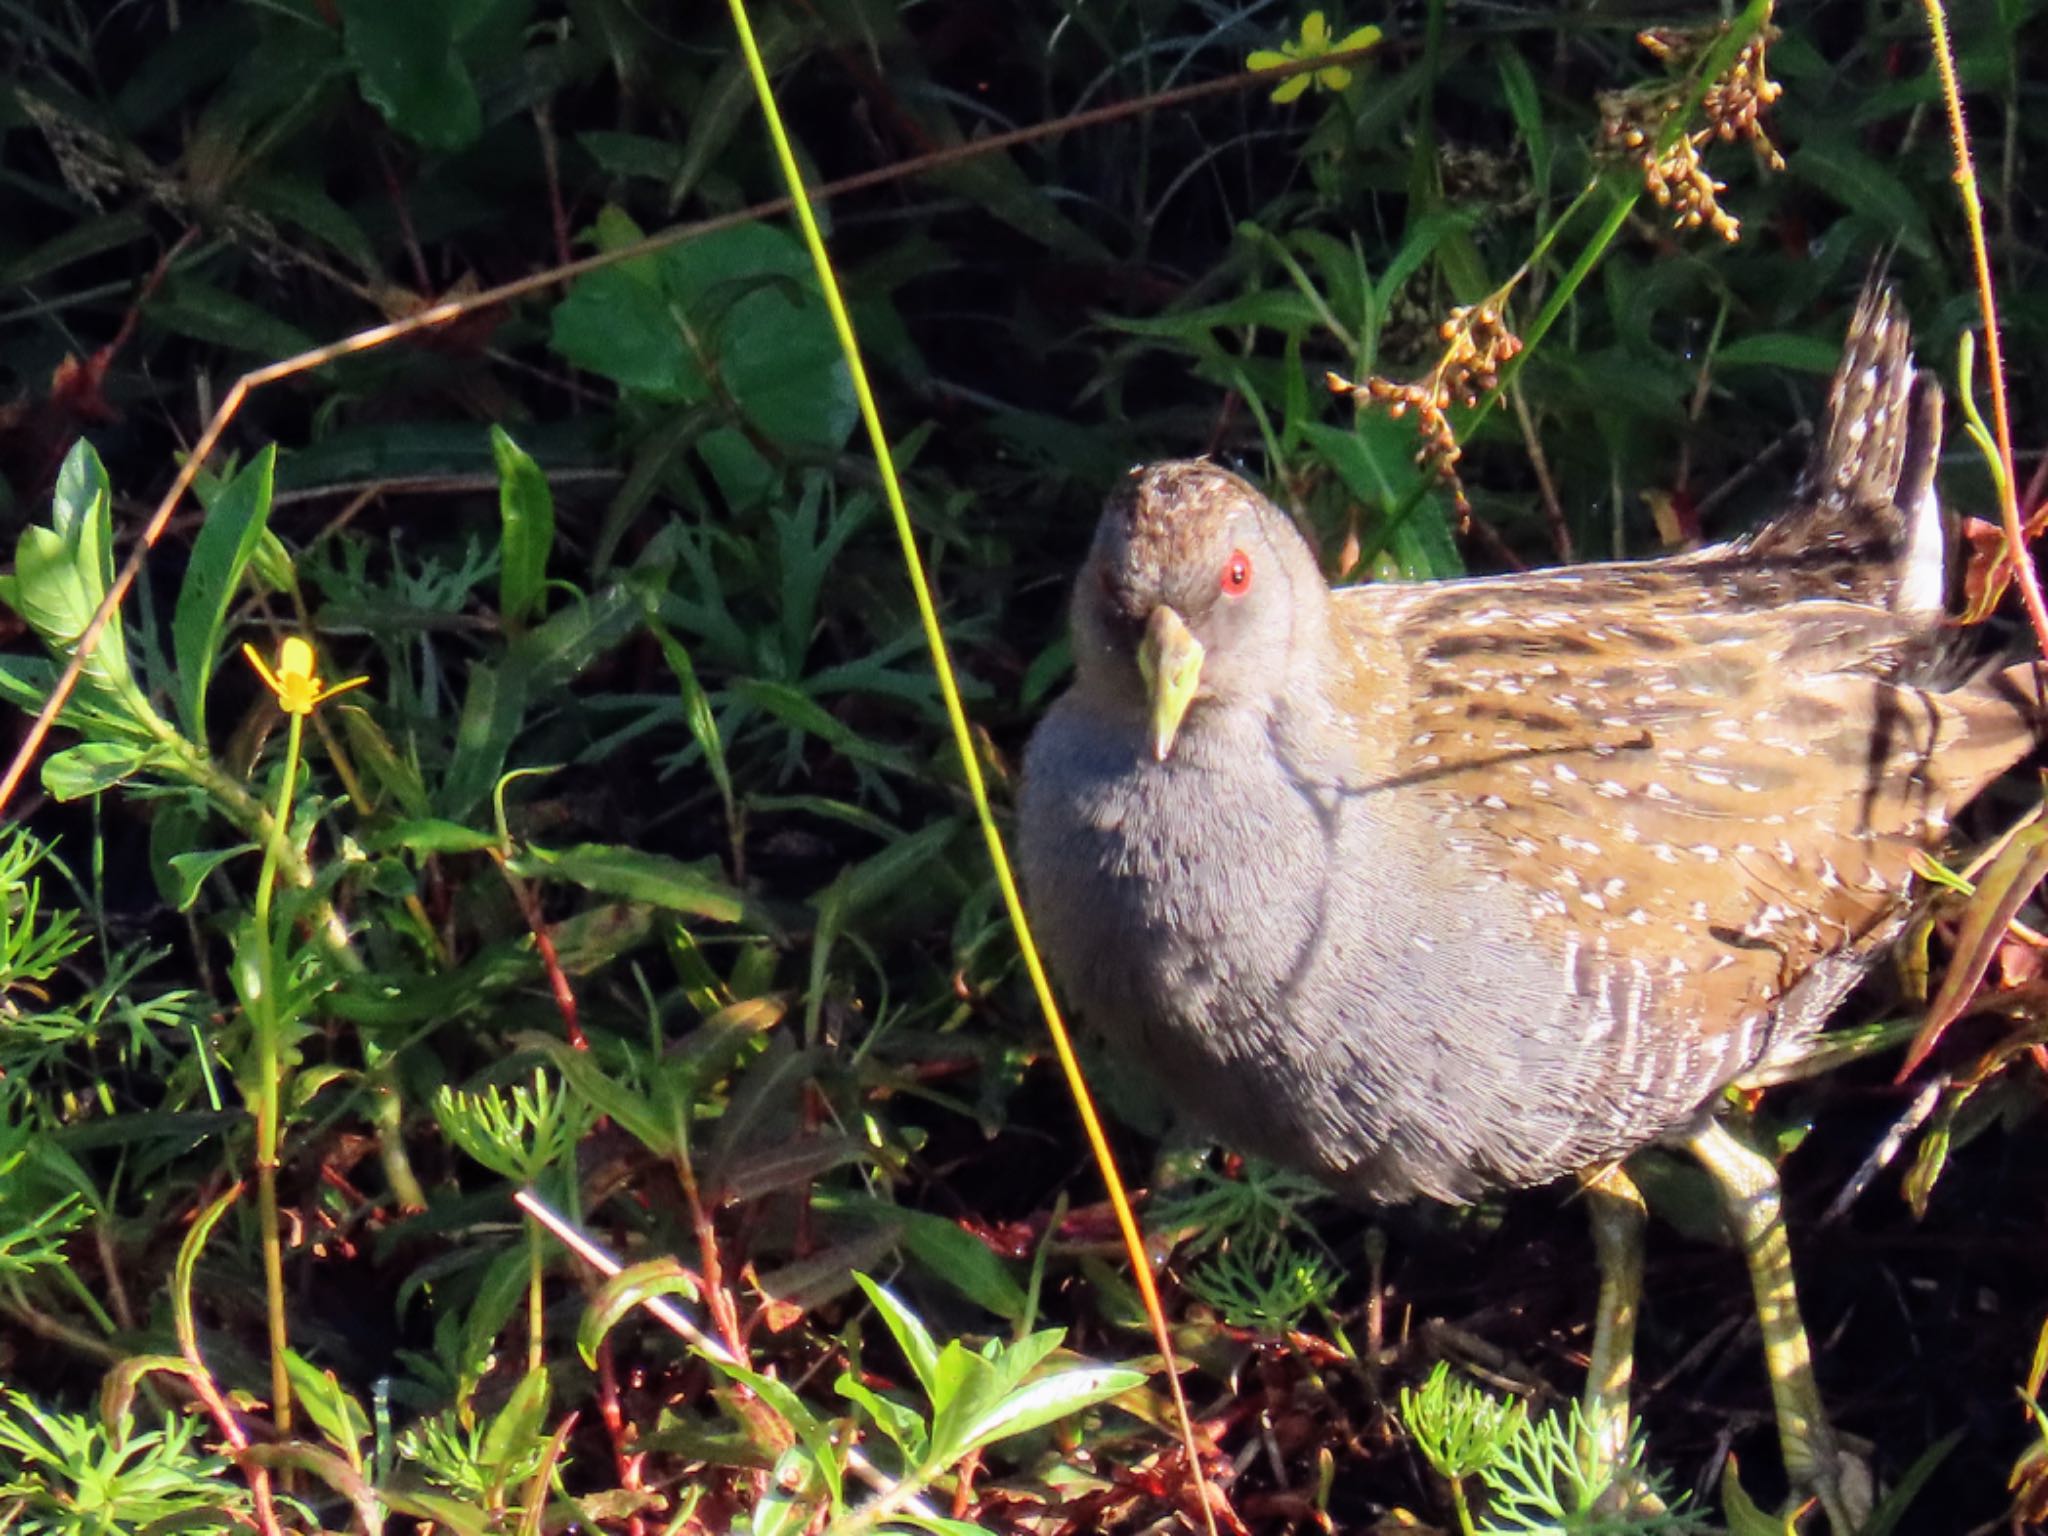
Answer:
[1334,578,2038,1073]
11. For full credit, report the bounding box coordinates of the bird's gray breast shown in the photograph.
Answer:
[1020,697,1611,1202]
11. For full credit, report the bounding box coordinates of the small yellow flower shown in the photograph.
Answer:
[243,636,369,717]
[1248,12,1382,102]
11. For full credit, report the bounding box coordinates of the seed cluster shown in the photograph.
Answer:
[1600,24,1784,242]
[1327,302,1524,519]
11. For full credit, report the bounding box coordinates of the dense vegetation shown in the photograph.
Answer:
[1,1,2045,1531]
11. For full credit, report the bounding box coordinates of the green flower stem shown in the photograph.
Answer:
[1448,1474,1477,1536]
[140,711,428,1213]
[526,1215,545,1376]
[250,707,306,1440]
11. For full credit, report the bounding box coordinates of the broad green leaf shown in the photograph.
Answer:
[550,267,693,399]
[577,131,692,182]
[509,843,747,924]
[654,224,855,451]
[952,1362,1144,1459]
[491,427,554,630]
[339,0,481,150]
[12,441,149,718]
[173,444,275,737]
[41,741,160,801]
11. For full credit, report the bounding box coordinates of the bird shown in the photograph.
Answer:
[1017,285,2041,1531]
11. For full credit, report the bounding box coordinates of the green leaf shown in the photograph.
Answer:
[282,1350,371,1463]
[659,224,856,451]
[491,427,554,630]
[1789,140,1937,261]
[1376,210,1472,315]
[509,843,747,924]
[173,445,275,737]
[717,1361,845,1512]
[148,275,318,358]
[373,818,499,855]
[730,678,919,778]
[895,1518,1001,1536]
[41,741,160,801]
[851,1274,941,1404]
[1302,419,1463,579]
[951,1362,1143,1459]
[459,1250,532,1420]
[821,1194,1025,1321]
[13,440,146,717]
[525,1038,678,1160]
[649,623,733,817]
[1494,43,1550,197]
[1714,332,1841,372]
[479,1367,551,1480]
[576,1258,702,1368]
[172,1184,241,1354]
[550,266,694,400]
[576,131,692,182]
[833,1370,929,1463]
[823,820,959,924]
[164,845,257,912]
[1861,1428,1961,1536]
[339,0,482,151]
[1720,1454,1796,1535]
[438,659,528,819]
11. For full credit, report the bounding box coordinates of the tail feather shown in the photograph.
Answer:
[1739,283,1946,616]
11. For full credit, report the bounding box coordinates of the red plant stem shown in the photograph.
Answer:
[593,1337,648,1536]
[1922,0,2048,653]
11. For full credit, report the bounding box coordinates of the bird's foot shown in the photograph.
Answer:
[1790,1430,1875,1535]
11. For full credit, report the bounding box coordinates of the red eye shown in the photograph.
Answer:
[1220,549,1253,596]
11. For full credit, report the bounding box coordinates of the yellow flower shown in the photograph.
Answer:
[1247,12,1383,102]
[243,636,369,717]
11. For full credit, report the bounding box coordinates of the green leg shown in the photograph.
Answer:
[1579,1162,1646,1475]
[1686,1119,1872,1534]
